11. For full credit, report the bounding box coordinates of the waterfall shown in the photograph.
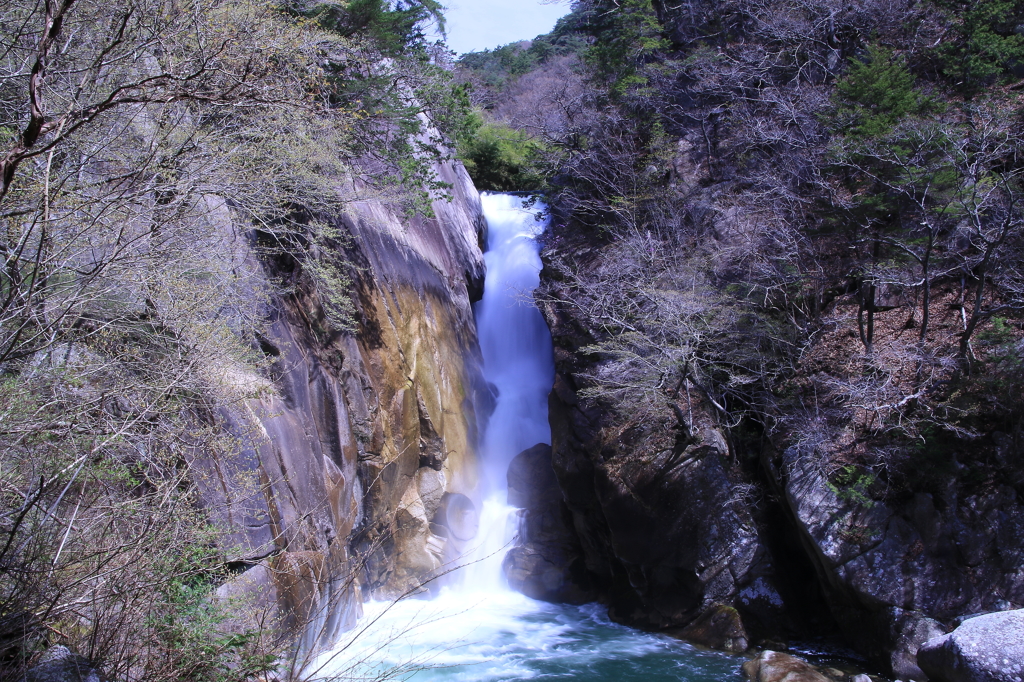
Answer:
[460,193,554,592]
[475,193,555,489]
[309,195,743,682]
[309,193,557,678]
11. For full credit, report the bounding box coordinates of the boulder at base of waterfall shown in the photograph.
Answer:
[742,651,831,682]
[503,543,591,603]
[671,603,749,653]
[503,443,596,604]
[507,443,560,509]
[26,646,102,682]
[916,610,1024,682]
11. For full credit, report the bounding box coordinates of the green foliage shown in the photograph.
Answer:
[457,115,547,191]
[291,0,445,57]
[152,561,279,682]
[826,465,877,508]
[934,0,1024,95]
[291,1,477,217]
[305,222,359,334]
[457,14,588,90]
[835,45,934,139]
[974,317,1024,400]
[580,0,669,97]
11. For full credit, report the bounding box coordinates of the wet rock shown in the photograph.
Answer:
[544,372,779,633]
[503,542,591,603]
[26,646,101,682]
[507,443,560,509]
[916,610,1024,682]
[673,603,749,653]
[503,444,594,603]
[433,493,479,547]
[743,651,831,682]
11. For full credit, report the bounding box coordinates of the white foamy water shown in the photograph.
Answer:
[308,194,745,682]
[307,590,742,682]
[474,193,555,492]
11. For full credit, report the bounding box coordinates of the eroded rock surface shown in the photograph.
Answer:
[189,159,489,649]
[764,436,1024,667]
[743,651,831,682]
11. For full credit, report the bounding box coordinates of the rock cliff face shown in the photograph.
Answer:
[533,279,831,652]
[503,443,594,604]
[194,160,489,652]
[532,220,1023,675]
[763,434,1024,677]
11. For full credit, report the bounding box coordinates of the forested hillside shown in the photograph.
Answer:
[0,1,480,679]
[457,0,1024,672]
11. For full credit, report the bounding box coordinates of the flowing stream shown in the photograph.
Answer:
[311,194,746,681]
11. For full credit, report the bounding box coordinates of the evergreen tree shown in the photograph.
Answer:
[934,0,1024,96]
[835,45,932,139]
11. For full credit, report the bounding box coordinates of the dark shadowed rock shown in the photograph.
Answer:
[503,443,595,603]
[891,612,946,681]
[765,438,1024,667]
[917,610,1024,682]
[503,542,592,603]
[507,443,559,509]
[25,646,101,682]
[742,650,831,682]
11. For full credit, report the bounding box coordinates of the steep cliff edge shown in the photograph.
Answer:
[192,160,489,652]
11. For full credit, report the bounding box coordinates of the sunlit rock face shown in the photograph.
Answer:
[192,159,490,651]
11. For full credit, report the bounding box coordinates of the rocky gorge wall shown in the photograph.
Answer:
[192,160,490,654]
[514,219,1024,680]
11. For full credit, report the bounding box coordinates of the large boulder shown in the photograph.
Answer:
[672,603,749,653]
[503,444,594,603]
[25,646,101,682]
[891,612,947,681]
[917,610,1024,682]
[507,443,560,508]
[766,432,1024,667]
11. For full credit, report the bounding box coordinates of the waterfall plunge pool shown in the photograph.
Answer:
[310,194,748,682]
[310,590,745,681]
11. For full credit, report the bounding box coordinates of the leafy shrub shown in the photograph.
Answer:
[457,116,547,192]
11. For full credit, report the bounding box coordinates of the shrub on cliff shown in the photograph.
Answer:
[457,117,548,192]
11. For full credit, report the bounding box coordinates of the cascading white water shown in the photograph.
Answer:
[310,193,555,680]
[475,193,555,488]
[309,194,744,682]
[460,193,554,592]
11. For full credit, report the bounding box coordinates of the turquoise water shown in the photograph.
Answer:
[311,590,747,681]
